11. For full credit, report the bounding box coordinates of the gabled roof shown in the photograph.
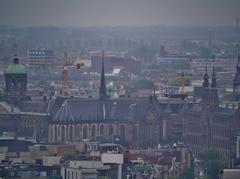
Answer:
[20,100,49,113]
[0,102,21,113]
[51,97,161,122]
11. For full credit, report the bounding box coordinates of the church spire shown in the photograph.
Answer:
[211,56,217,88]
[203,62,209,88]
[233,44,240,93]
[99,50,107,100]
[237,44,240,65]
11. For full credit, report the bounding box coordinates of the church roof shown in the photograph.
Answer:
[51,97,160,122]
[20,100,50,113]
[0,102,21,113]
[50,52,161,123]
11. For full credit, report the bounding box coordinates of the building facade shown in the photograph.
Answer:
[0,57,48,141]
[28,49,54,66]
[4,57,27,105]
[0,102,48,141]
[48,56,163,148]
[183,62,240,162]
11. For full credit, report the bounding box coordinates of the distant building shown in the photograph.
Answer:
[233,46,240,93]
[183,63,240,162]
[190,58,236,74]
[4,56,27,105]
[0,102,48,142]
[0,56,48,141]
[48,56,163,148]
[222,169,240,179]
[90,55,141,75]
[0,139,76,162]
[28,49,54,66]
[157,55,191,62]
[158,94,193,142]
[61,160,110,179]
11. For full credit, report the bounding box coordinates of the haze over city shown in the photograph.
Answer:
[1,0,240,179]
[1,0,240,27]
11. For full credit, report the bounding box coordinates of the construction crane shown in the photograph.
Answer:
[177,72,185,94]
[62,51,69,96]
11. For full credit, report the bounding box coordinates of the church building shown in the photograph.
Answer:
[48,54,164,148]
[183,51,240,163]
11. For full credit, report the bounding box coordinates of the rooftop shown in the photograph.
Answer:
[5,57,26,74]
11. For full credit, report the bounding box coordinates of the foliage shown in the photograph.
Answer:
[149,60,190,71]
[234,157,240,166]
[170,78,191,86]
[203,148,226,179]
[178,168,195,179]
[127,46,157,62]
[171,61,191,70]
[215,66,225,72]
[129,79,156,89]
[200,47,212,58]
[180,39,213,58]
[63,152,76,161]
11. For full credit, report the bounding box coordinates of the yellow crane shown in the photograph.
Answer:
[177,72,185,94]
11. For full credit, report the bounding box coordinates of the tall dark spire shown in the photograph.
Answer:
[203,62,209,88]
[238,44,240,65]
[99,50,107,99]
[233,44,240,93]
[211,56,217,88]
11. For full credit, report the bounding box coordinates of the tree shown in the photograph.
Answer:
[203,148,226,179]
[178,168,194,179]
[129,79,156,90]
[171,61,191,70]
[63,152,76,161]
[127,46,157,62]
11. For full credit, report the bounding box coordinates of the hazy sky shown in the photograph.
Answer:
[0,0,240,27]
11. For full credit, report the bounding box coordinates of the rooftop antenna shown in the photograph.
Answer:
[13,43,18,57]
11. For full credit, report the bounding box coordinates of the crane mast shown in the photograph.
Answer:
[62,51,69,96]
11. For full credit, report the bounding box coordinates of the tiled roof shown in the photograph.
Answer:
[51,97,161,122]
[0,140,32,152]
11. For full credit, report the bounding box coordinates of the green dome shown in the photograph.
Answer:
[106,82,114,92]
[5,64,26,74]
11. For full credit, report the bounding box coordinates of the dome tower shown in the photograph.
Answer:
[4,56,27,105]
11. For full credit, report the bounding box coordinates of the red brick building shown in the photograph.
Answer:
[183,63,240,163]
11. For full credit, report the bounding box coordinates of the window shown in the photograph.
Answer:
[87,144,92,151]
[83,125,88,139]
[93,144,98,151]
[91,125,96,139]
[109,125,113,136]
[67,171,70,179]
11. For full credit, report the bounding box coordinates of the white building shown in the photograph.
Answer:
[61,160,110,179]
